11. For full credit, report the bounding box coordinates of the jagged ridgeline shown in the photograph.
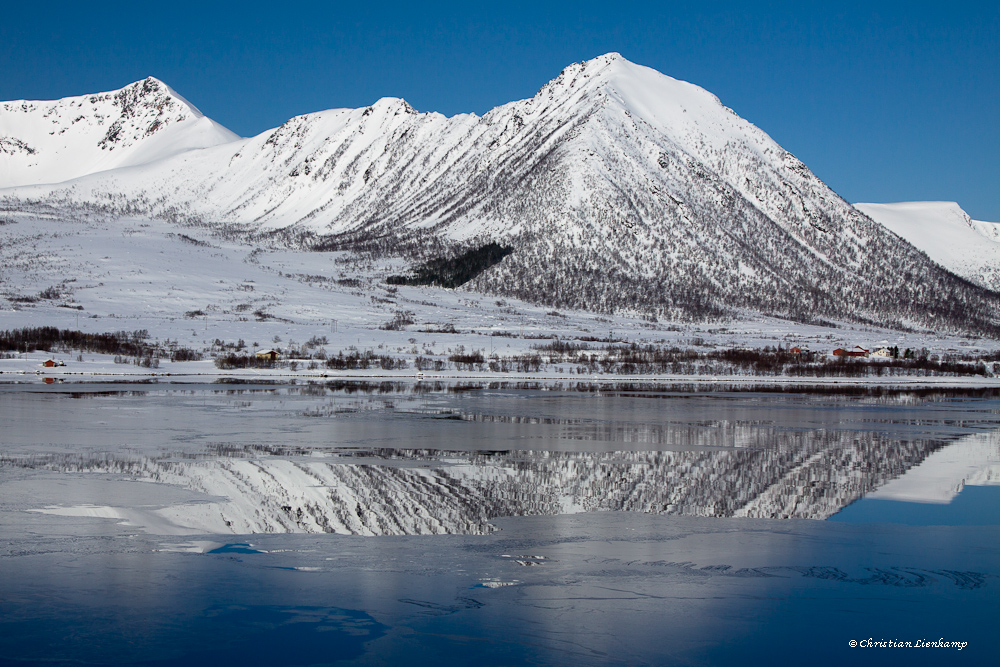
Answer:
[387,243,513,288]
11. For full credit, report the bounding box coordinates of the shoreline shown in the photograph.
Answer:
[3,362,1000,389]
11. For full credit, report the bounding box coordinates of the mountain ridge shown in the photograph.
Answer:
[0,76,239,188]
[2,55,998,334]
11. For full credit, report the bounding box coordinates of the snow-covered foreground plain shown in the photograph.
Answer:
[1,384,997,665]
[2,203,999,385]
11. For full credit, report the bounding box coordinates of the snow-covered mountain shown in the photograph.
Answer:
[3,55,999,334]
[0,77,238,188]
[855,201,1000,292]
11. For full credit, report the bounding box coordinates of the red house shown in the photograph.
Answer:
[832,346,869,358]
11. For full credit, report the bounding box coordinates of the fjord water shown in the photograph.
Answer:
[0,382,997,666]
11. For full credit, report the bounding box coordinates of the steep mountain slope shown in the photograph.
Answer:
[856,201,1000,292]
[4,55,999,333]
[0,77,238,188]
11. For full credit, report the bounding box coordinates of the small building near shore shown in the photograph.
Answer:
[789,346,814,361]
[256,349,278,361]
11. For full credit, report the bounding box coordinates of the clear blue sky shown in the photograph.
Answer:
[2,1,997,220]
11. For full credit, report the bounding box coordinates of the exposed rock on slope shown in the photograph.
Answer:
[0,77,238,188]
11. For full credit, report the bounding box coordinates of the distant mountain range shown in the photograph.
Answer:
[855,201,1000,293]
[2,54,998,334]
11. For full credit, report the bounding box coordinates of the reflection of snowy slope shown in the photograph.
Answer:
[867,431,1000,504]
[17,428,946,535]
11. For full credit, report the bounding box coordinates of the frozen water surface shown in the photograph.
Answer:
[0,381,997,665]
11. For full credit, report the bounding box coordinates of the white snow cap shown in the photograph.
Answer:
[0,77,239,188]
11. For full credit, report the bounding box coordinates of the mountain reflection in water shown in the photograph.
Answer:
[6,382,999,535]
[3,383,999,667]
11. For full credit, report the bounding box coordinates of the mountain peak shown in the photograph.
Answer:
[568,52,628,73]
[112,76,206,120]
[527,51,760,169]
[542,53,631,93]
[535,52,719,111]
[368,97,418,116]
[582,51,627,68]
[0,78,238,188]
